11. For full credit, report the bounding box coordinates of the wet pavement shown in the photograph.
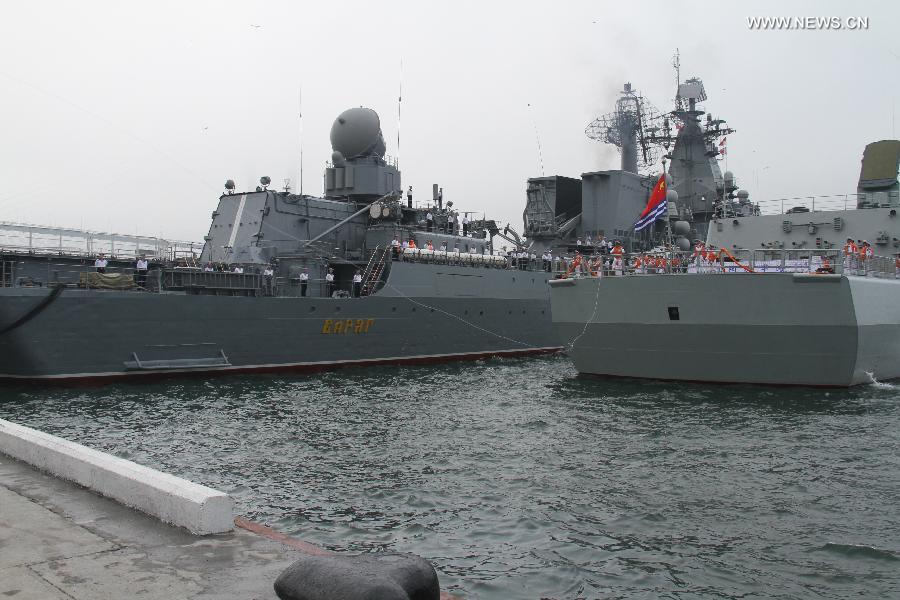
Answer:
[0,455,313,600]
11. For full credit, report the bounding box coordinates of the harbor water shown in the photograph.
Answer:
[1,355,898,599]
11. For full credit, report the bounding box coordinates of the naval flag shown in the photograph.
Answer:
[634,174,668,232]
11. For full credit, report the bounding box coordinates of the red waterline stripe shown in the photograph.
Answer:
[234,517,460,600]
[577,371,850,388]
[0,346,563,385]
[234,516,332,555]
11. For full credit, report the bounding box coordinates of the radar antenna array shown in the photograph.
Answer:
[585,83,665,174]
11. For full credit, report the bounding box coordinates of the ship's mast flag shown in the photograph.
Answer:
[634,174,668,232]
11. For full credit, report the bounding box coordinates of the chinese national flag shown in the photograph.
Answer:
[639,174,667,218]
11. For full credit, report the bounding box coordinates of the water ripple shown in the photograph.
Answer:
[2,355,899,599]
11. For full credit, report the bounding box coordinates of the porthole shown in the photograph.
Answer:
[479,310,484,316]
[412,307,416,312]
[335,306,341,312]
[309,305,316,312]
[392,306,397,312]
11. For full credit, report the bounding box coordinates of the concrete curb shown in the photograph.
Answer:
[0,418,233,534]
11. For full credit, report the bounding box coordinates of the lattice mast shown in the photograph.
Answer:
[585,83,664,174]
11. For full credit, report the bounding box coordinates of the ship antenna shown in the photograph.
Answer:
[527,103,545,176]
[397,58,402,169]
[298,86,304,195]
[673,48,681,109]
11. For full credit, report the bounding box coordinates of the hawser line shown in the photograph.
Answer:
[385,282,538,348]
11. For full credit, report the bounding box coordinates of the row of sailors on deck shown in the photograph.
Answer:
[391,237,483,259]
[423,210,472,236]
[93,255,148,274]
[565,241,737,276]
[842,238,884,274]
[842,239,875,261]
[407,186,477,237]
[94,254,150,288]
[575,236,616,252]
[197,262,275,277]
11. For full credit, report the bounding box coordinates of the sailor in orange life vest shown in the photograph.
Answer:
[566,252,583,277]
[815,256,835,274]
[611,240,624,275]
[656,255,668,274]
[633,254,645,274]
[703,245,720,273]
[843,237,858,273]
[858,240,874,265]
[692,240,706,272]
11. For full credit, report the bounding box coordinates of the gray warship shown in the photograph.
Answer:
[0,107,564,381]
[549,67,900,387]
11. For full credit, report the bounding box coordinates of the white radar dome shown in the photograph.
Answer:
[329,107,386,159]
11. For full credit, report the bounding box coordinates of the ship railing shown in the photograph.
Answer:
[1,259,13,287]
[8,264,154,290]
[3,259,426,297]
[564,247,900,279]
[752,191,900,216]
[0,222,202,261]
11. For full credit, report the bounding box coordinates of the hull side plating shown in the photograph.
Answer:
[0,263,561,381]
[550,273,900,387]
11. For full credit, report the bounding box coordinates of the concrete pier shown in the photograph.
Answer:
[0,456,313,599]
[0,445,458,599]
[0,419,233,535]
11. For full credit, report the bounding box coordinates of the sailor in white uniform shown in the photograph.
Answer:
[352,270,363,297]
[263,265,274,295]
[135,255,149,289]
[94,255,108,274]
[325,269,335,297]
[299,267,309,297]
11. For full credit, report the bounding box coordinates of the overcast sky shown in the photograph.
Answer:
[1,0,898,241]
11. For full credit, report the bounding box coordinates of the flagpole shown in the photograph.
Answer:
[662,159,672,258]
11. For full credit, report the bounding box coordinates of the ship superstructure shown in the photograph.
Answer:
[522,57,739,259]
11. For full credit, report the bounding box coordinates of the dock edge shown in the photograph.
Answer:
[0,418,234,534]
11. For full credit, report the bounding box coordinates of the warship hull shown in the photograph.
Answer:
[0,262,560,381]
[550,273,900,387]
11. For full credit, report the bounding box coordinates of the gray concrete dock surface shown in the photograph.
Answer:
[0,454,319,599]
